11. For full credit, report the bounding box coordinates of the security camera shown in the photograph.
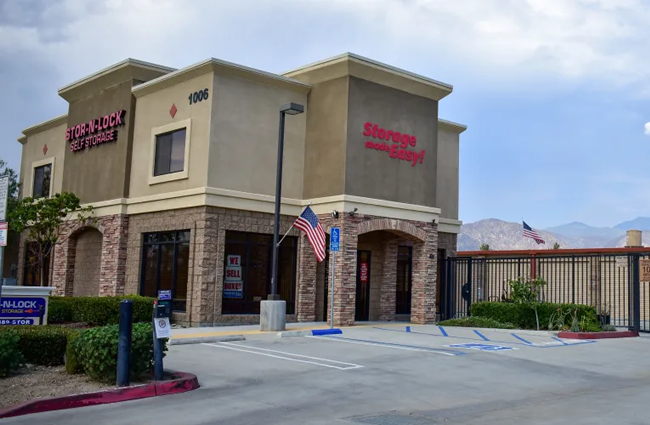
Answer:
[331,210,339,219]
[348,207,358,216]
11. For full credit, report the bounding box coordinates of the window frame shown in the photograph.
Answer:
[222,231,298,315]
[30,157,55,199]
[138,230,191,312]
[148,119,192,185]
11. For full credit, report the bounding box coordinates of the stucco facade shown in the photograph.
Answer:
[16,53,466,327]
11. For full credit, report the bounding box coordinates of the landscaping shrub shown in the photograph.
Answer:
[438,316,515,329]
[48,295,155,326]
[470,302,599,331]
[65,330,82,374]
[0,326,75,366]
[73,323,167,382]
[0,330,24,378]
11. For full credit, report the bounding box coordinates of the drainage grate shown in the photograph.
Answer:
[347,412,436,425]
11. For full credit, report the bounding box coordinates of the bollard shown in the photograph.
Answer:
[152,301,164,381]
[116,299,133,387]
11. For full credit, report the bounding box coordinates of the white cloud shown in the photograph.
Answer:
[645,122,650,136]
[1,0,650,92]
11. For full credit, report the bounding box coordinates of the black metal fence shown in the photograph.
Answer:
[440,252,650,332]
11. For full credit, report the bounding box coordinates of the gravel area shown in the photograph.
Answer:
[0,365,115,410]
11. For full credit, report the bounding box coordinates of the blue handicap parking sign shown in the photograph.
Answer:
[447,343,515,352]
[330,228,340,252]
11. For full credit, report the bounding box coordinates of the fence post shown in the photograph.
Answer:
[571,256,576,304]
[467,258,473,316]
[117,299,133,387]
[631,254,641,332]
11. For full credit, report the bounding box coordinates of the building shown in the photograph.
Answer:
[16,53,466,327]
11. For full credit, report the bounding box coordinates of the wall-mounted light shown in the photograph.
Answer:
[331,210,339,219]
[348,207,358,217]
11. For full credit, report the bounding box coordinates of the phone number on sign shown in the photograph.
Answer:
[0,319,34,325]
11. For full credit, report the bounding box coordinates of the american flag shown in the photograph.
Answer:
[293,206,327,262]
[523,221,545,245]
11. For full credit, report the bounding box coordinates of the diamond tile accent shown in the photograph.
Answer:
[43,144,48,155]
[169,104,177,118]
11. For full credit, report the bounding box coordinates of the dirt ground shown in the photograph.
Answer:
[0,365,114,410]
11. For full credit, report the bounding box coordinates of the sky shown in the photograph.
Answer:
[1,0,650,229]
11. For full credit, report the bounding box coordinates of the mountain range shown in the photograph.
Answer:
[458,217,650,251]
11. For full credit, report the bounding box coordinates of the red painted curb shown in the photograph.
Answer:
[558,330,639,340]
[0,371,200,419]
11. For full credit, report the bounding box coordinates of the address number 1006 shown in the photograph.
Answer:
[189,88,209,105]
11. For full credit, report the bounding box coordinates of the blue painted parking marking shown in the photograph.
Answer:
[473,330,490,341]
[511,333,533,345]
[447,343,516,352]
[371,327,597,349]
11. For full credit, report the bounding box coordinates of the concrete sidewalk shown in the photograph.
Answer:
[170,321,406,340]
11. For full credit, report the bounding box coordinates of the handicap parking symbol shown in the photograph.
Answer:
[447,343,516,352]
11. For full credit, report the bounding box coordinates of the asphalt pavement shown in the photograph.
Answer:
[4,324,650,424]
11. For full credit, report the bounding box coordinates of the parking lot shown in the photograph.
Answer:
[5,324,650,424]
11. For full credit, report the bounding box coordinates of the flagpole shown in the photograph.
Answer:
[277,202,312,247]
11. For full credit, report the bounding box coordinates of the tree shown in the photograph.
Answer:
[479,243,490,251]
[552,242,560,250]
[0,158,20,219]
[9,193,93,287]
[508,276,546,330]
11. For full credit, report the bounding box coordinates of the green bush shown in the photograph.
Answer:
[470,302,599,331]
[0,330,24,378]
[65,331,82,374]
[48,295,155,326]
[73,323,167,382]
[0,326,75,366]
[438,316,515,329]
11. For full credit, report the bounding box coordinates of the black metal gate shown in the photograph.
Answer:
[441,253,650,332]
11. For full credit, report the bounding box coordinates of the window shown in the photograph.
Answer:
[396,246,412,314]
[154,128,186,176]
[32,164,52,198]
[23,242,51,287]
[140,230,190,312]
[222,231,297,315]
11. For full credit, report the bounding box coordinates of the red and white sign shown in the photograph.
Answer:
[0,222,7,247]
[360,262,368,283]
[224,255,243,298]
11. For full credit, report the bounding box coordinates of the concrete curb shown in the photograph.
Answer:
[169,335,246,345]
[0,370,200,419]
[558,330,639,340]
[277,328,343,338]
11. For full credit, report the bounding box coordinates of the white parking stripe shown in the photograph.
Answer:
[202,343,364,370]
[306,336,458,356]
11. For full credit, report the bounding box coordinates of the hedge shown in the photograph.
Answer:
[0,325,78,366]
[48,295,156,326]
[72,323,167,382]
[0,330,24,377]
[438,316,515,329]
[469,302,599,330]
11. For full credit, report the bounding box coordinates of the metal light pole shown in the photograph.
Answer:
[261,102,304,332]
[269,102,304,299]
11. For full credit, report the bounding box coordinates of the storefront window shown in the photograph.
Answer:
[396,245,412,314]
[22,242,50,287]
[222,231,297,315]
[140,230,190,312]
[32,164,51,198]
[154,128,186,176]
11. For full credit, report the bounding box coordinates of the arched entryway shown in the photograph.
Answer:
[71,227,103,296]
[355,220,426,322]
[315,217,436,327]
